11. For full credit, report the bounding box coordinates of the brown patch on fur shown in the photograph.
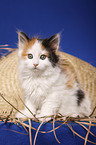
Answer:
[41,44,50,58]
[21,38,37,59]
[41,44,45,50]
[59,58,78,88]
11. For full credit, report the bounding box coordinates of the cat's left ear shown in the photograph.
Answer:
[48,33,60,52]
[18,31,30,48]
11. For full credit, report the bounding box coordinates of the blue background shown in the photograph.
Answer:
[0,0,96,66]
[0,121,96,145]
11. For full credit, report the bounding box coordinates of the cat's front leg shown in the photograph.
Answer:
[37,95,60,122]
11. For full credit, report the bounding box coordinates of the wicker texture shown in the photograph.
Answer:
[0,50,96,115]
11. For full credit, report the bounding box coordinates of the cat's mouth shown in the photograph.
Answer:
[33,67,39,71]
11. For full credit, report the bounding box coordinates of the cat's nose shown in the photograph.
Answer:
[33,63,38,67]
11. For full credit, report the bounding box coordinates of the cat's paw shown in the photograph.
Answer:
[36,113,52,122]
[70,113,79,118]
[15,109,35,119]
[36,115,51,122]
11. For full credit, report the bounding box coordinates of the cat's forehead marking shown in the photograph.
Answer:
[21,39,48,59]
[41,43,50,56]
[22,38,37,58]
[31,40,41,50]
[30,40,48,56]
[41,44,45,50]
[27,38,37,48]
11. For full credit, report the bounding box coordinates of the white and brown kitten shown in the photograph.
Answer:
[16,32,91,121]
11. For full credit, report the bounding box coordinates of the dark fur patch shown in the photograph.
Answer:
[41,38,59,67]
[77,89,85,106]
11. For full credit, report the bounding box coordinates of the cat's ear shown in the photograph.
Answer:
[48,33,60,52]
[18,31,30,48]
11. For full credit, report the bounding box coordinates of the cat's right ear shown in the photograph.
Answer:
[18,31,30,49]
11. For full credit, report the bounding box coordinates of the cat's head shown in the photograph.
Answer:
[18,32,60,73]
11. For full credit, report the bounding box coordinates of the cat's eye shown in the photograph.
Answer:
[40,55,46,60]
[28,54,33,59]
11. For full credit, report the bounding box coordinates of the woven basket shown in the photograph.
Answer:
[0,50,96,116]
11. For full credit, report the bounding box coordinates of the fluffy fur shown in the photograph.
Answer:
[16,32,91,121]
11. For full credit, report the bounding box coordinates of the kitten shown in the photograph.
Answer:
[16,32,91,121]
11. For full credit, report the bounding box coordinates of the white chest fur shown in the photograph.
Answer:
[20,65,62,108]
